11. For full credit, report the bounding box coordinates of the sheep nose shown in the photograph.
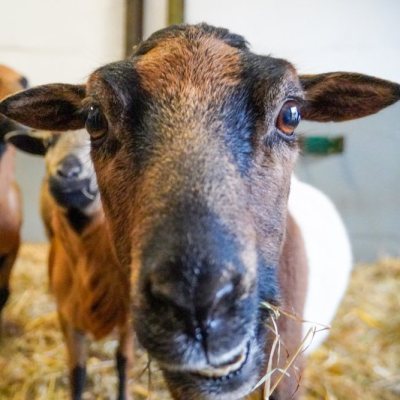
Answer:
[136,213,258,361]
[56,155,82,179]
[146,259,242,337]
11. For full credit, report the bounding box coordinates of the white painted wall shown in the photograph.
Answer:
[1,0,126,85]
[1,0,126,241]
[185,0,400,82]
[143,0,168,39]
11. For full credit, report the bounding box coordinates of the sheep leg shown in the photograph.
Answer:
[116,321,134,400]
[58,313,88,400]
[0,250,18,339]
[0,255,10,338]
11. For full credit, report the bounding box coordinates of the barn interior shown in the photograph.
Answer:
[0,1,399,399]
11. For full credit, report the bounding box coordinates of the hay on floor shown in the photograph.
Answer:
[0,244,399,399]
[303,258,400,400]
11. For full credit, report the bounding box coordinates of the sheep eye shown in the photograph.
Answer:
[276,100,301,136]
[86,104,108,140]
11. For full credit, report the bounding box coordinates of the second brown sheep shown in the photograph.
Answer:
[7,129,133,400]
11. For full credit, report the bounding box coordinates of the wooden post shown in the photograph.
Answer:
[168,0,185,25]
[125,0,144,57]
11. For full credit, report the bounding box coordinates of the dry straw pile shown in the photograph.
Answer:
[0,244,399,399]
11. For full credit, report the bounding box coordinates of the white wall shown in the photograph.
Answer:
[1,0,126,85]
[185,0,400,82]
[1,0,126,241]
[143,0,168,39]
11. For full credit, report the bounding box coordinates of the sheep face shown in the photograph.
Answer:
[45,131,100,212]
[7,130,100,214]
[84,26,299,399]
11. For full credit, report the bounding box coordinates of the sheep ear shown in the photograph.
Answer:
[0,84,86,131]
[5,130,50,156]
[300,72,400,122]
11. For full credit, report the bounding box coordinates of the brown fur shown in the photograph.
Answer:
[46,197,129,339]
[136,35,241,97]
[41,178,133,398]
[0,65,24,99]
[0,65,24,336]
[275,213,308,398]
[246,214,308,400]
[0,147,20,257]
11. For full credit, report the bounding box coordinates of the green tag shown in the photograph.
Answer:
[300,135,344,156]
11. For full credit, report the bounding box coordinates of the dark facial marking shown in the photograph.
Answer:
[49,176,95,210]
[65,208,91,234]
[86,61,150,166]
[0,286,10,310]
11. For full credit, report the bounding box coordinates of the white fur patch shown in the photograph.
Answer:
[288,176,352,353]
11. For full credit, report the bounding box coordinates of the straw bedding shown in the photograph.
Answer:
[0,244,399,399]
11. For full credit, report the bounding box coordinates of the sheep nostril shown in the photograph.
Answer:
[147,280,182,309]
[56,164,81,179]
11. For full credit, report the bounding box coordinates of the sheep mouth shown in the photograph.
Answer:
[49,178,98,209]
[191,341,250,381]
[159,340,251,383]
[49,177,94,194]
[161,339,262,400]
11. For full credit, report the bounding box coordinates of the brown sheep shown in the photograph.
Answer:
[2,24,400,399]
[6,129,133,400]
[0,64,27,338]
